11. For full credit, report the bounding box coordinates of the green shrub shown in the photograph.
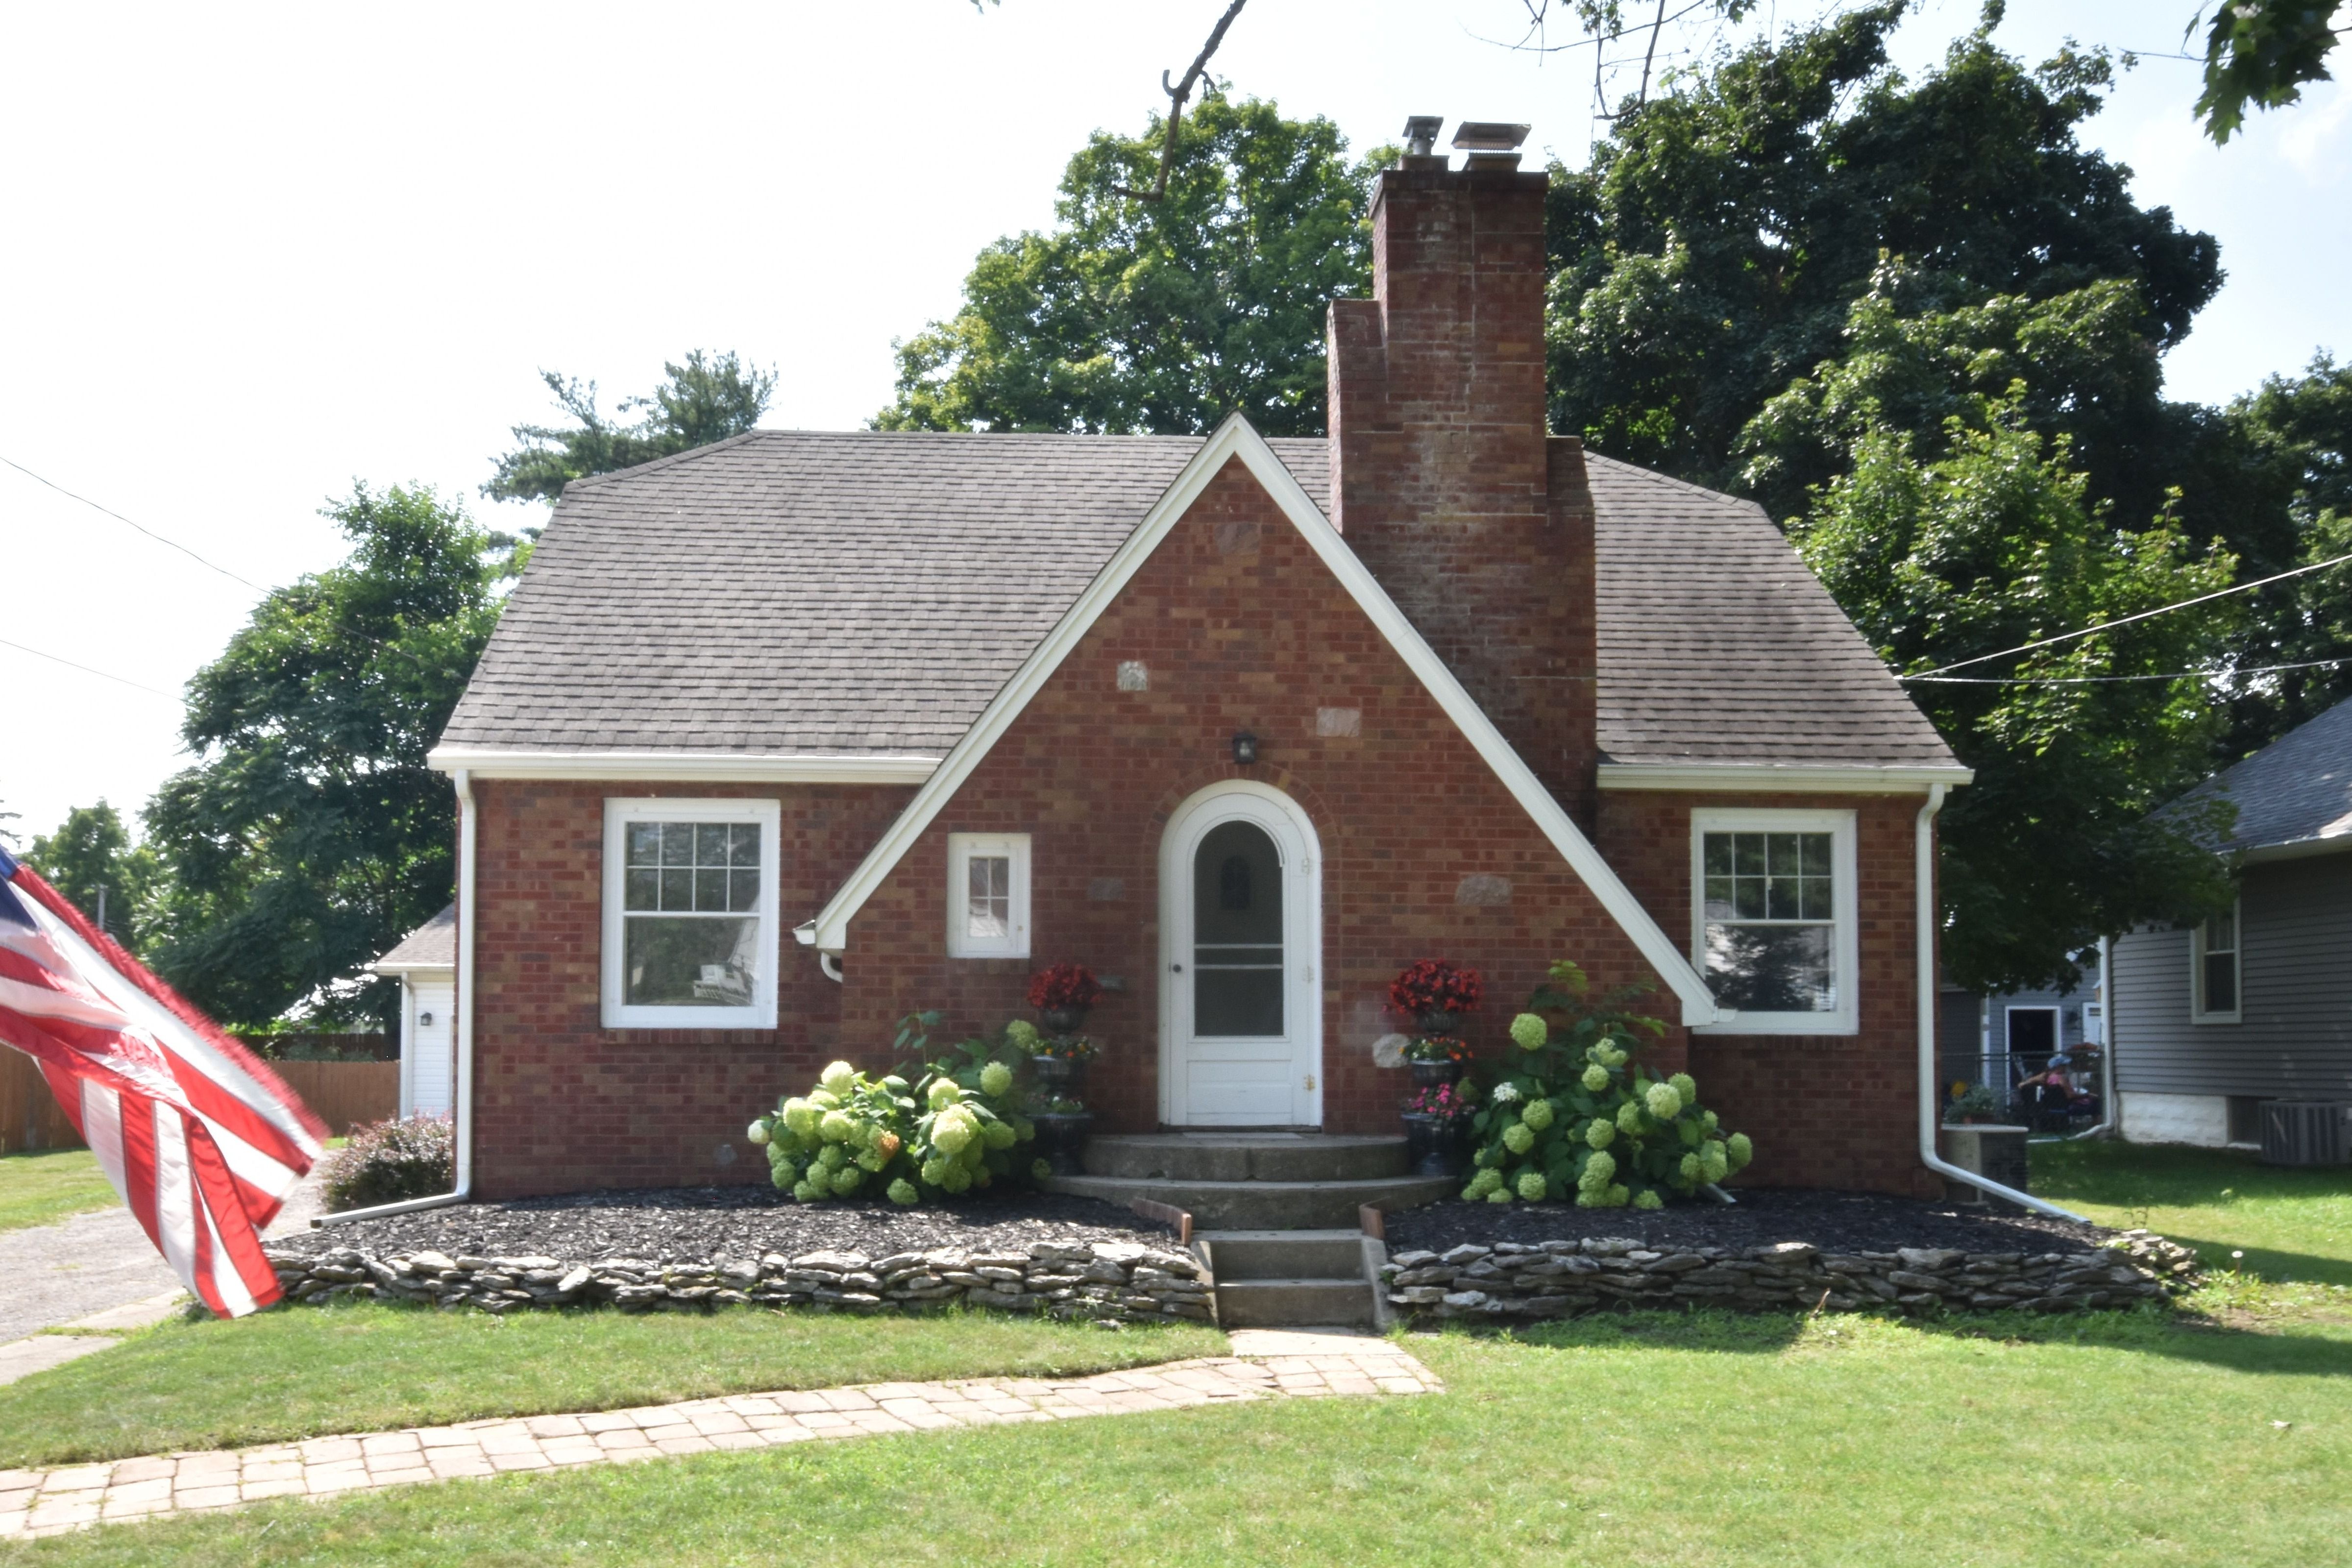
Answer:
[1463,960,1752,1208]
[748,1013,1046,1204]
[319,1115,454,1212]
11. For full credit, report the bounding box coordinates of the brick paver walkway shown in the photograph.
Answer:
[0,1331,1438,1540]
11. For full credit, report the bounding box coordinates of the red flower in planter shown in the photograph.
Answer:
[1027,963,1103,1012]
[1389,959,1484,1021]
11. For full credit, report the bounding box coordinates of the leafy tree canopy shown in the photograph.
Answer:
[1546,0,2220,487]
[24,801,158,950]
[876,93,1382,437]
[143,484,517,1028]
[2193,0,2346,143]
[485,349,775,504]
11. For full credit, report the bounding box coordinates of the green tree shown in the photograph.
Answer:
[24,802,157,948]
[1545,2,2220,488]
[143,484,516,1028]
[2193,0,2346,143]
[876,93,1381,437]
[485,349,776,504]
[1779,288,2242,990]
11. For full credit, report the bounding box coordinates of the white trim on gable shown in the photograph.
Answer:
[1599,763,1973,793]
[800,413,1723,1027]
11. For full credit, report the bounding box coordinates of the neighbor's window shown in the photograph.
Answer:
[602,799,780,1029]
[1690,808,1858,1034]
[2191,902,2241,1024]
[947,833,1029,958]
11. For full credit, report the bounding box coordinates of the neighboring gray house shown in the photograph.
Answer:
[370,904,456,1120]
[1938,951,2104,1111]
[2110,697,2352,1147]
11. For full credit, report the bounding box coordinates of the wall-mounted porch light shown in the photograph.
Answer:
[1231,730,1260,766]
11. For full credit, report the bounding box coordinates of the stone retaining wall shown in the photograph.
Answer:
[1382,1229,2199,1319]
[265,1240,1215,1324]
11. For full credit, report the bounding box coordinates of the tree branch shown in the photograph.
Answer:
[1114,0,1250,202]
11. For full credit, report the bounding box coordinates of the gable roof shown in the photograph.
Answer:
[2170,696,2352,860]
[432,430,1956,785]
[371,903,456,973]
[801,415,1721,1026]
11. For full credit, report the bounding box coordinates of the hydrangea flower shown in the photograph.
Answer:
[1644,1080,1683,1119]
[746,1119,770,1146]
[1727,1131,1753,1170]
[808,1089,840,1111]
[1463,1167,1504,1200]
[928,1078,963,1110]
[873,1131,903,1162]
[1516,1169,1548,1202]
[1633,1189,1663,1211]
[1012,1116,1035,1143]
[1509,1013,1548,1051]
[791,1178,823,1202]
[1617,1100,1644,1134]
[1581,1064,1610,1092]
[856,1147,885,1173]
[816,1144,849,1173]
[1606,1183,1630,1207]
[983,1118,1018,1151]
[1503,1122,1536,1155]
[1703,1109,1720,1132]
[771,1166,792,1191]
[1491,1081,1524,1105]
[1005,1019,1041,1051]
[980,1061,1014,1098]
[1520,1098,1554,1132]
[886,1178,919,1205]
[820,1061,858,1096]
[1586,1118,1615,1150]
[818,1109,856,1144]
[1701,1140,1730,1183]
[920,1156,950,1186]
[1580,1150,1617,1189]
[1031,1158,1054,1181]
[783,1099,819,1137]
[1669,1072,1697,1106]
[940,1163,973,1194]
[932,1105,980,1155]
[1486,1185,1514,1204]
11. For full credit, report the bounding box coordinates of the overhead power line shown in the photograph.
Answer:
[1907,549,2352,678]
[1908,655,2352,686]
[0,634,181,700]
[0,453,266,592]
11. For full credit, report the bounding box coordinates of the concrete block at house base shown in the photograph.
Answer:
[1938,1125,2030,1205]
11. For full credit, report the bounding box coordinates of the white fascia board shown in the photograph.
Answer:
[808,412,1722,1027]
[1597,762,1975,793]
[425,746,940,784]
[2239,833,2352,864]
[368,960,456,978]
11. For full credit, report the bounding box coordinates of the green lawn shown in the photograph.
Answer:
[8,1301,2347,1567]
[0,1149,116,1235]
[0,1301,1223,1471]
[2032,1139,2352,1286]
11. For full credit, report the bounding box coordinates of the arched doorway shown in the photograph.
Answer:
[1158,781,1322,1127]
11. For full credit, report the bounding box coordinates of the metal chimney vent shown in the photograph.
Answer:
[1401,116,1444,157]
[1452,122,1530,151]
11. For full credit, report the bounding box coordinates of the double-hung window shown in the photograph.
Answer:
[1690,808,1859,1034]
[602,799,780,1029]
[947,833,1029,958]
[2191,902,2241,1024]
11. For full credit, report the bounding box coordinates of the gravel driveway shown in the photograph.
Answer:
[0,1171,325,1342]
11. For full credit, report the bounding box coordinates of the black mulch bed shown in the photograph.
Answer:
[272,1187,1176,1266]
[1384,1187,2116,1258]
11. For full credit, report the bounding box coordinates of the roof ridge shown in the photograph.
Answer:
[1584,450,1768,516]
[561,428,774,493]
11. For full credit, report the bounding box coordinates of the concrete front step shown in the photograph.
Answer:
[1050,1171,1455,1230]
[1197,1229,1368,1281]
[1213,1277,1375,1329]
[1083,1134,1410,1183]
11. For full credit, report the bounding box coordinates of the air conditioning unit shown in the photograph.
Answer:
[2260,1102,2352,1167]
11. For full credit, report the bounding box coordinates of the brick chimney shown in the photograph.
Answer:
[1327,124,1597,821]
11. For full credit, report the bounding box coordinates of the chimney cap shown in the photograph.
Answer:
[1401,116,1444,157]
[1452,122,1530,151]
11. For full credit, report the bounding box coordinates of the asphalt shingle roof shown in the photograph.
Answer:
[373,903,456,970]
[2170,696,2352,853]
[440,430,1954,773]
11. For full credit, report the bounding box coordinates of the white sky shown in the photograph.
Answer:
[3,0,2346,845]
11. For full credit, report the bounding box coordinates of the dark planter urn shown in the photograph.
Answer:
[1409,1058,1464,1090]
[1029,1111,1094,1176]
[1030,1054,1087,1094]
[1039,1005,1091,1036]
[1401,1112,1465,1178]
[1417,1010,1466,1037]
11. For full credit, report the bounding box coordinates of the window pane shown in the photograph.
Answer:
[1765,876,1800,920]
[1732,833,1765,876]
[1798,875,1835,921]
[658,822,693,865]
[1704,922,1835,1012]
[693,867,730,912]
[1732,875,1767,920]
[659,867,692,910]
[624,868,660,911]
[1703,877,1735,920]
[1798,833,1832,876]
[2204,952,2237,1013]
[690,823,725,868]
[729,869,760,913]
[1196,967,1284,1036]
[1194,822,1281,945]
[623,914,758,1007]
[626,822,662,865]
[1704,836,1733,876]
[2208,910,2235,952]
[966,856,1008,938]
[730,823,760,867]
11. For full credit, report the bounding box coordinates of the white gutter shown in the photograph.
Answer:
[317,767,477,1225]
[1913,783,2087,1222]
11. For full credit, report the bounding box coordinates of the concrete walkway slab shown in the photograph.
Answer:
[0,1336,116,1388]
[0,1341,1443,1541]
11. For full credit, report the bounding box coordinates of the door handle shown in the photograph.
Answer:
[1171,963,1183,973]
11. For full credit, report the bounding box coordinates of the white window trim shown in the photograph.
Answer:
[601,798,781,1030]
[946,833,1030,959]
[1690,807,1860,1036]
[2190,899,2242,1025]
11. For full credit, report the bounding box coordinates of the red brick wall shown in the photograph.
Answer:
[1595,790,1940,1198]
[466,778,912,1198]
[837,455,1676,1136]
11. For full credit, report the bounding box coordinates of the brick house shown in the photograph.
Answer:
[428,140,1968,1201]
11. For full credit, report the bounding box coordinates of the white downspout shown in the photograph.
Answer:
[317,767,476,1225]
[2068,934,2118,1141]
[1914,784,2087,1221]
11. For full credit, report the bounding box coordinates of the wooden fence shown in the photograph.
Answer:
[0,1051,401,1153]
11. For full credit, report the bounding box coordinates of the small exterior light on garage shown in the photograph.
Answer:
[1231,730,1260,766]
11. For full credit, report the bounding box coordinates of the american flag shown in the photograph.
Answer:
[0,845,325,1317]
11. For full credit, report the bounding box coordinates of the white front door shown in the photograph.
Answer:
[1160,783,1321,1127]
[406,978,456,1118]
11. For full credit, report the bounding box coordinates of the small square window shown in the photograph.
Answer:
[603,799,779,1029]
[947,834,1029,958]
